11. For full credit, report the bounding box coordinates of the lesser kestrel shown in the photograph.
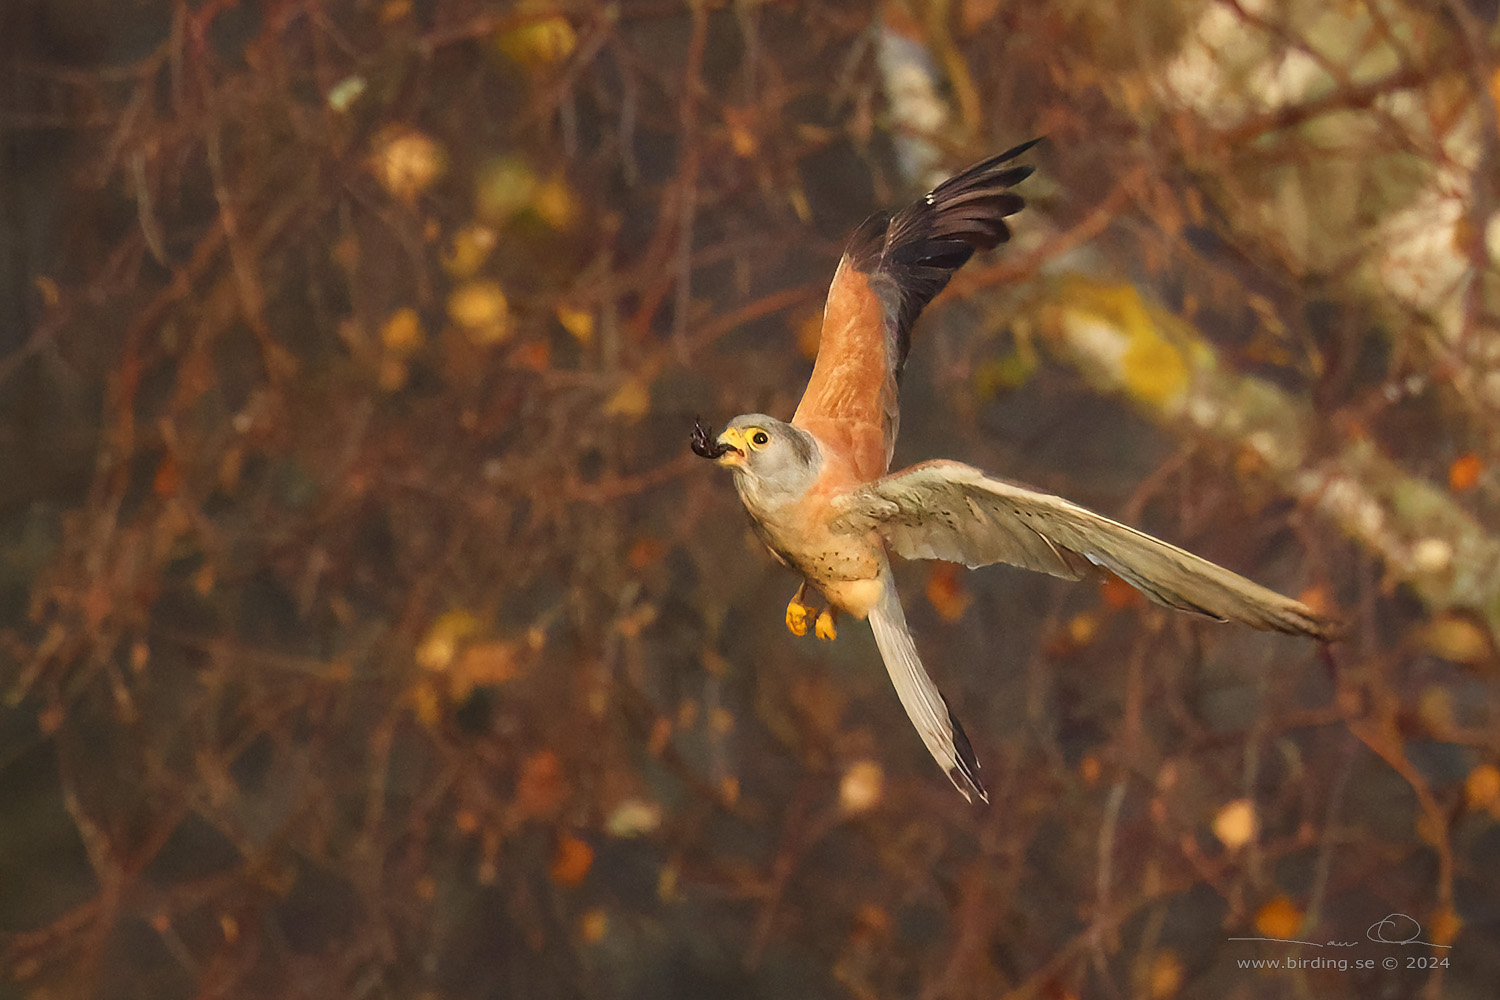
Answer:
[694,141,1335,802]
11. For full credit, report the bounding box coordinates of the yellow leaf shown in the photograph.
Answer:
[579,907,608,943]
[1121,321,1190,405]
[657,864,679,901]
[368,127,445,202]
[556,304,595,345]
[1067,611,1100,645]
[475,155,539,224]
[495,15,577,66]
[34,274,61,307]
[724,106,758,157]
[972,351,1038,398]
[381,307,424,354]
[443,225,498,278]
[534,175,578,229]
[1055,279,1199,407]
[1212,798,1258,850]
[1417,685,1455,734]
[412,681,442,728]
[604,378,651,421]
[839,760,884,815]
[378,357,409,392]
[447,280,512,344]
[606,798,662,837]
[708,706,734,735]
[1422,615,1490,665]
[325,74,367,112]
[417,609,484,672]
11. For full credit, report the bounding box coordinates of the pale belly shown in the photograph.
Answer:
[744,506,885,619]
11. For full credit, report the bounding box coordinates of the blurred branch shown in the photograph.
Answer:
[1032,274,1500,632]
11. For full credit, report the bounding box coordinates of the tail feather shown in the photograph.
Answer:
[867,574,987,804]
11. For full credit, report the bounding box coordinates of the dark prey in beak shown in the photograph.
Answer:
[691,417,732,459]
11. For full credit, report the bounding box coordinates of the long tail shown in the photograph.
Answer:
[867,571,987,804]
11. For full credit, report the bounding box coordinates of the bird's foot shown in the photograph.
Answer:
[814,608,838,641]
[786,600,812,637]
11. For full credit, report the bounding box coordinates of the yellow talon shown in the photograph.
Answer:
[814,609,838,641]
[786,600,811,637]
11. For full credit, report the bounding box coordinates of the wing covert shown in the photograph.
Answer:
[834,461,1338,640]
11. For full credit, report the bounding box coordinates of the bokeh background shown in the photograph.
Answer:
[3,1,1499,997]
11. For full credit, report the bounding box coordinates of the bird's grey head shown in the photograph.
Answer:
[700,414,821,504]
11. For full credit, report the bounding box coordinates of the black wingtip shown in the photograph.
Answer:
[997,136,1045,161]
[844,139,1042,381]
[947,707,989,805]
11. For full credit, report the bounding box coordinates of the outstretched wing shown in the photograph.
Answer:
[867,561,987,803]
[792,140,1040,484]
[835,460,1338,640]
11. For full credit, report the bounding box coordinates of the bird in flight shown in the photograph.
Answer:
[692,140,1336,803]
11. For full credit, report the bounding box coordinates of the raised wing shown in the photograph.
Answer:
[792,141,1040,484]
[833,461,1338,640]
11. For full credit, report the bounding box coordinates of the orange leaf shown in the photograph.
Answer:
[381,307,424,354]
[1066,611,1099,645]
[579,907,608,943]
[1147,950,1182,998]
[603,377,651,422]
[516,750,568,819]
[628,537,664,570]
[1449,452,1482,491]
[1296,584,1332,617]
[153,454,180,498]
[1100,572,1141,609]
[1428,906,1463,946]
[925,563,971,622]
[514,341,551,371]
[451,641,521,697]
[1254,896,1304,940]
[1078,754,1101,786]
[1464,763,1500,810]
[550,832,594,886]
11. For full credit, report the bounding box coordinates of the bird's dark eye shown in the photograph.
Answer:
[750,430,770,447]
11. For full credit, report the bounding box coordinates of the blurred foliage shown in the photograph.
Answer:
[2,0,1499,998]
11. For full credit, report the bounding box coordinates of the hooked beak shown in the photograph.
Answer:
[715,428,746,466]
[690,418,744,465]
